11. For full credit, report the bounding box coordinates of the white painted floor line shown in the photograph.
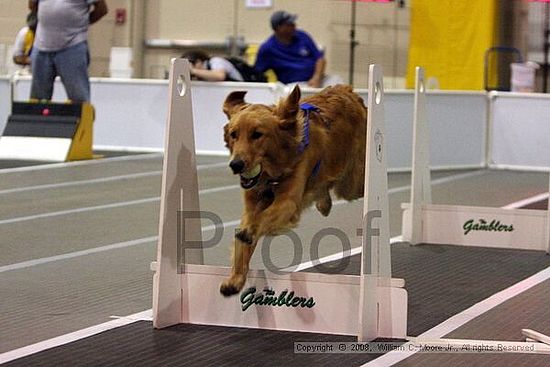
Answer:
[0,236,158,273]
[327,171,486,207]
[0,153,163,174]
[0,161,230,195]
[0,220,241,273]
[0,184,241,226]
[0,170,484,269]
[0,171,162,196]
[202,219,240,233]
[196,161,229,170]
[429,170,487,186]
[502,192,549,209]
[386,170,487,196]
[0,310,153,365]
[0,197,161,226]
[0,169,483,227]
[361,266,550,367]
[199,184,240,195]
[110,310,153,322]
[283,236,403,272]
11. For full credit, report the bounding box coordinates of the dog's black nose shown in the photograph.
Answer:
[229,158,245,174]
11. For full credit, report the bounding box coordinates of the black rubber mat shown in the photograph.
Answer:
[313,243,550,336]
[3,244,549,367]
[523,199,548,210]
[2,322,378,367]
[397,280,550,367]
[389,243,550,336]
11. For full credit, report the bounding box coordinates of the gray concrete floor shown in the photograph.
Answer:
[0,154,549,354]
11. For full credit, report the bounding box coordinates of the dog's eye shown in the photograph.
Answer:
[251,131,263,140]
[230,131,238,139]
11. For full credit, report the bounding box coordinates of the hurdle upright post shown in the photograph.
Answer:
[358,64,395,341]
[405,66,432,245]
[152,58,203,328]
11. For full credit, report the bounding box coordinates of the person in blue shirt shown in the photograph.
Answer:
[254,11,329,88]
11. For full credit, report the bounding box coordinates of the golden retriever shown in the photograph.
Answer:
[220,85,367,296]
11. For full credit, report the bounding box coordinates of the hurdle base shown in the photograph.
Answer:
[402,203,549,252]
[152,264,408,340]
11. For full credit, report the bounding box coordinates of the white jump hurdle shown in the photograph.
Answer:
[151,59,407,341]
[402,67,550,254]
[399,66,550,355]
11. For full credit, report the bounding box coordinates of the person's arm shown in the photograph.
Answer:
[13,28,30,66]
[190,67,226,81]
[308,57,326,88]
[253,45,270,73]
[89,0,108,24]
[301,31,325,88]
[191,57,234,81]
[13,55,30,66]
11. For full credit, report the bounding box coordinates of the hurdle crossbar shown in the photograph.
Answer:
[402,67,550,253]
[151,59,407,341]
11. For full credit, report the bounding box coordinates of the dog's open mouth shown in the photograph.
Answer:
[240,164,262,189]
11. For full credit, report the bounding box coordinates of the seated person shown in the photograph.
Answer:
[254,10,340,88]
[13,12,37,67]
[183,50,244,82]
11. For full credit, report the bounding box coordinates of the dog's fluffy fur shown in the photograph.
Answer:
[220,85,367,296]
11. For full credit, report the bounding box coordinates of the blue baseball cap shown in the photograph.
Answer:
[270,10,297,30]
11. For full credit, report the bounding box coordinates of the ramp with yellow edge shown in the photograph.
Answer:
[0,101,96,162]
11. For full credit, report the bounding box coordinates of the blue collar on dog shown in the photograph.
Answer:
[298,103,321,178]
[297,103,319,154]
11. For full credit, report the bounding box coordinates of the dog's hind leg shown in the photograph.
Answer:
[334,138,366,201]
[315,190,332,216]
[220,237,257,297]
[334,162,364,201]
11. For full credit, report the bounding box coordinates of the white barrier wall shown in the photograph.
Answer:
[14,77,166,151]
[387,91,486,170]
[489,92,550,171]
[5,76,549,173]
[0,77,10,135]
[13,77,281,153]
[301,88,487,170]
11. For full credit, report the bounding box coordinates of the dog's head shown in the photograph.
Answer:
[223,86,302,189]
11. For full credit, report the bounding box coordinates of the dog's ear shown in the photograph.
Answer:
[276,85,301,130]
[223,91,248,119]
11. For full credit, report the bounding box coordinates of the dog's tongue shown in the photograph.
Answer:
[241,164,261,179]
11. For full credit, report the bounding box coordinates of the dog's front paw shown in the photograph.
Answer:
[220,276,246,297]
[235,227,254,245]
